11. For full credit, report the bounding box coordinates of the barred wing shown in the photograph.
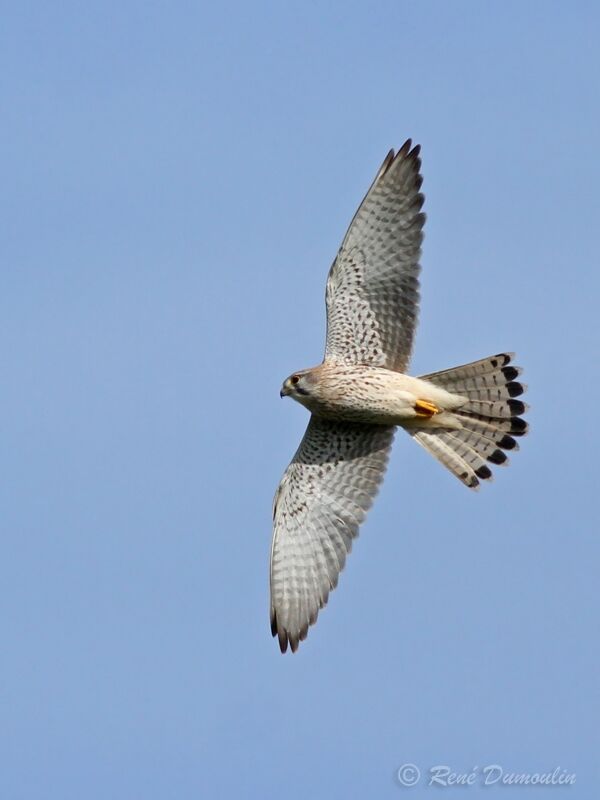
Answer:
[325,140,425,372]
[270,417,395,653]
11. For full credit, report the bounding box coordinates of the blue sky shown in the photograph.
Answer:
[2,2,598,797]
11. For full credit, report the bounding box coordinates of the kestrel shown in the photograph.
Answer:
[271,140,528,653]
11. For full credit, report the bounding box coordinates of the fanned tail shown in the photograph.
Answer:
[411,353,528,489]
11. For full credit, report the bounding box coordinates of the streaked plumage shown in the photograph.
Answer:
[271,141,528,653]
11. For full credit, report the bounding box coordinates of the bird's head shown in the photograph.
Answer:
[280,370,315,405]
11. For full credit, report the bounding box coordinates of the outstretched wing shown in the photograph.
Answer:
[324,140,425,372]
[270,416,395,653]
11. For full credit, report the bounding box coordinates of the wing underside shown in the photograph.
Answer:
[270,416,395,652]
[324,140,425,373]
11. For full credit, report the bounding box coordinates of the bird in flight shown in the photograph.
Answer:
[270,140,528,653]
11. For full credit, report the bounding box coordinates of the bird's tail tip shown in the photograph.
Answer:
[412,353,529,489]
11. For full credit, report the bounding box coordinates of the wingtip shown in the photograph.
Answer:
[378,139,423,183]
[271,609,294,654]
[399,138,422,160]
[277,628,289,654]
[377,149,396,179]
[271,608,315,654]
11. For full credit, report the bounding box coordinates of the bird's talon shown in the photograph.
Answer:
[415,399,439,417]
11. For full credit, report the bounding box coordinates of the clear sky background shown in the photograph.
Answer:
[2,2,599,797]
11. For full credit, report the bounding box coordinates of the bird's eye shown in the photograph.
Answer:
[291,375,300,385]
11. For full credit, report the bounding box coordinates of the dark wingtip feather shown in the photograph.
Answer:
[380,140,423,180]
[377,149,396,179]
[278,630,289,654]
[475,464,493,480]
[394,139,423,167]
[271,611,290,653]
[413,193,425,213]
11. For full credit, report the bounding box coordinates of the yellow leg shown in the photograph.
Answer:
[414,399,440,417]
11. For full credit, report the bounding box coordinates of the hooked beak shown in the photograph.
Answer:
[280,386,288,398]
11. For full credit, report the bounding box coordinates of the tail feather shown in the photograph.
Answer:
[412,353,528,489]
[411,430,481,489]
[460,397,529,420]
[456,411,528,437]
[420,353,514,386]
[452,414,520,453]
[436,430,494,479]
